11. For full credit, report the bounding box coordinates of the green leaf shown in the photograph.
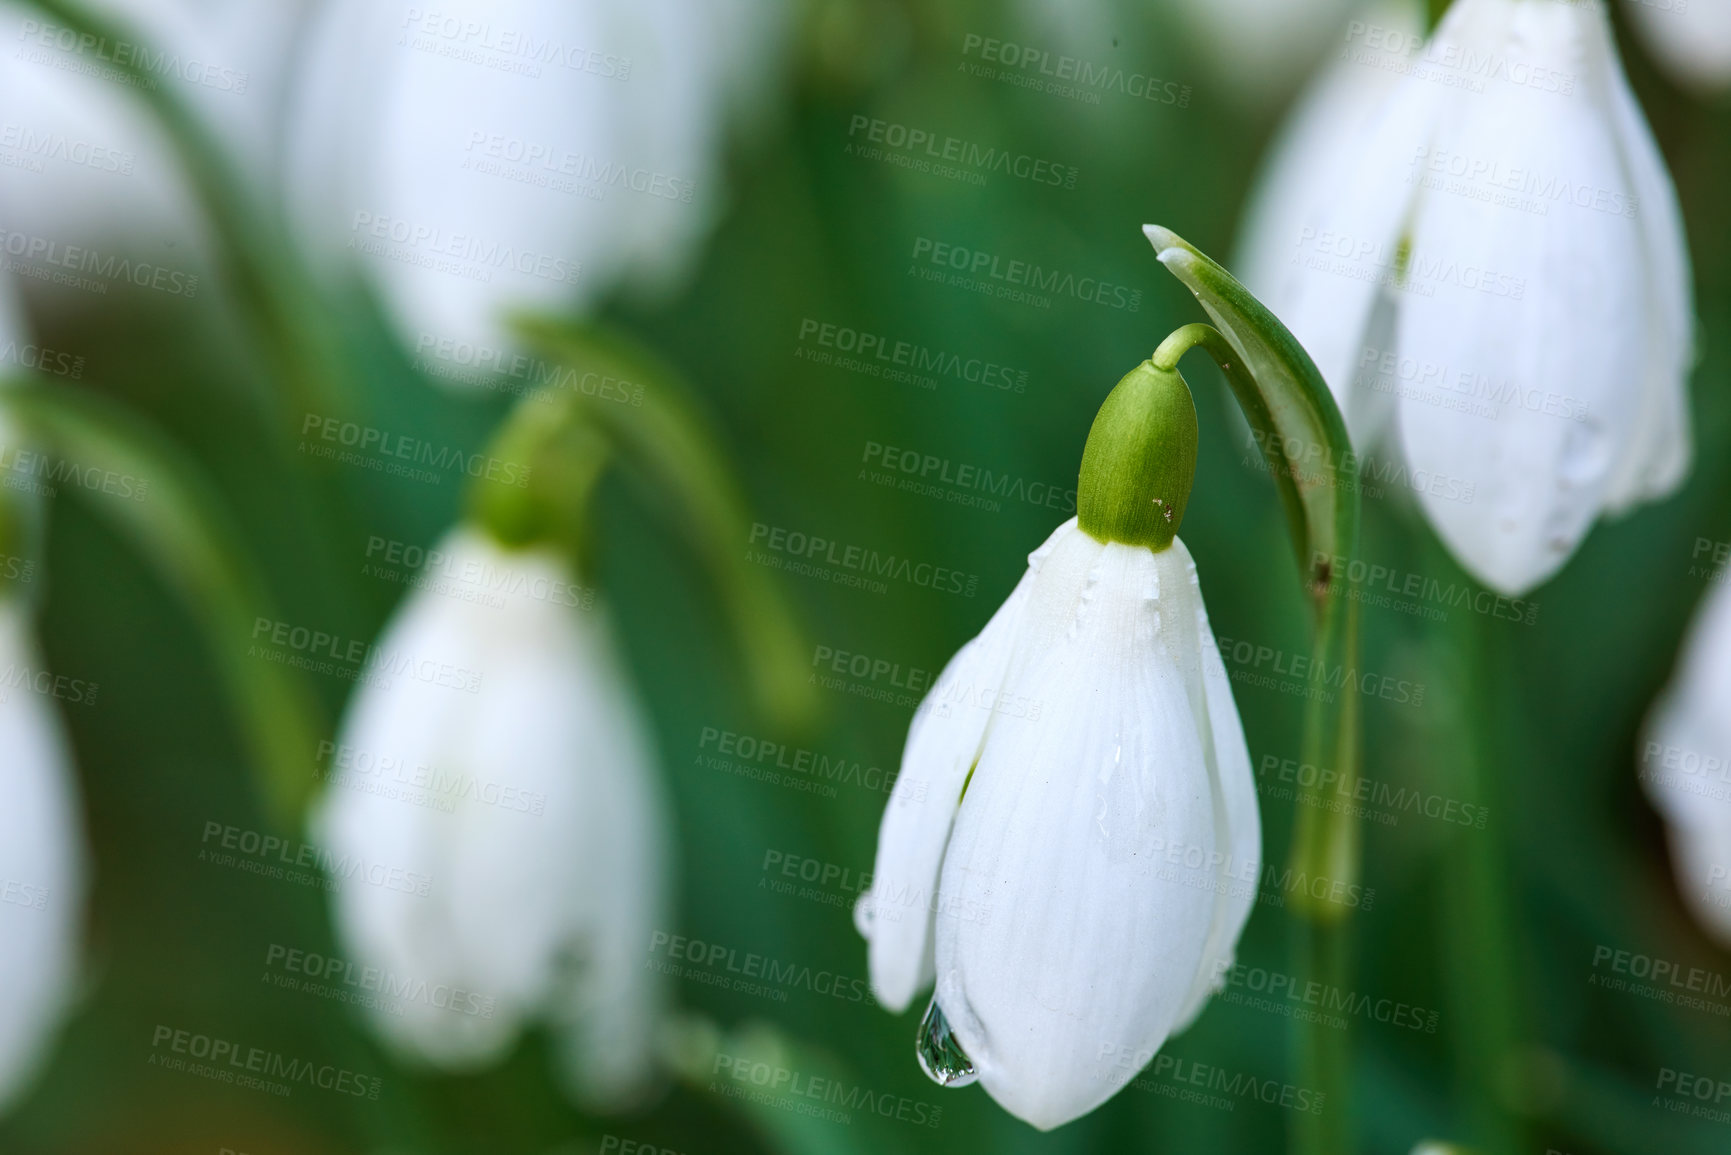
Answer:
[1,380,327,828]
[1144,225,1359,603]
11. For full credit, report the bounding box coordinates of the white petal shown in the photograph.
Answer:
[1626,0,1731,92]
[1236,0,1424,300]
[861,519,1076,1012]
[1395,0,1648,595]
[933,539,1224,1131]
[1598,10,1695,510]
[0,602,88,1110]
[1167,540,1260,1031]
[316,528,669,1106]
[1245,28,1445,425]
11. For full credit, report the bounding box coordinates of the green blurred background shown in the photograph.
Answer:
[4,1,1731,1153]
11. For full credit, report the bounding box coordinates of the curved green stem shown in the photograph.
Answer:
[23,0,345,424]
[1,379,326,828]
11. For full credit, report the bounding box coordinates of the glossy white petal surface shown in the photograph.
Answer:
[861,523,1062,1012]
[1396,0,1648,595]
[931,530,1243,1131]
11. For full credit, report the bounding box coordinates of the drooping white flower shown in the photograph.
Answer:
[0,0,308,256]
[1641,577,1731,946]
[313,526,670,1108]
[1625,0,1731,93]
[857,512,1258,1130]
[1238,0,1694,596]
[285,0,786,359]
[0,589,89,1112]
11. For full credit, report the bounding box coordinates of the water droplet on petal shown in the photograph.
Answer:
[853,892,876,938]
[916,996,978,1087]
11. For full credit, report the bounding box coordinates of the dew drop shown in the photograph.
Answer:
[853,892,876,937]
[916,996,978,1087]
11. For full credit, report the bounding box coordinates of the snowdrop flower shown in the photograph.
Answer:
[1625,0,1731,92]
[0,0,307,254]
[0,476,88,1112]
[1641,577,1731,946]
[314,526,670,1108]
[1238,0,1693,595]
[857,360,1259,1131]
[286,0,786,358]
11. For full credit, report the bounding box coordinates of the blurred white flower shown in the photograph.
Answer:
[314,527,670,1108]
[858,517,1258,1131]
[285,0,786,359]
[0,590,89,1112]
[1642,576,1731,946]
[1625,0,1731,92]
[0,0,307,256]
[1238,0,1693,596]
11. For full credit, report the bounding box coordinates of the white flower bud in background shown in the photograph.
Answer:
[1625,0,1731,93]
[285,0,787,360]
[313,527,671,1109]
[1237,0,1694,596]
[858,516,1258,1129]
[0,558,90,1113]
[1642,577,1731,946]
[0,0,308,257]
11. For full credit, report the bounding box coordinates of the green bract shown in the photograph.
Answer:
[1076,361,1198,552]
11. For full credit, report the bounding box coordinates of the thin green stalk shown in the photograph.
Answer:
[1424,536,1525,1155]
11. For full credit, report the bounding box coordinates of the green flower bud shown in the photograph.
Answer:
[1076,360,1198,551]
